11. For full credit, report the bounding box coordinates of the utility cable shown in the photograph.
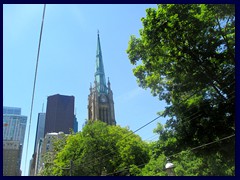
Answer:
[84,90,234,172]
[81,86,235,173]
[49,66,235,175]
[167,134,235,158]
[104,133,235,176]
[77,78,235,172]
[24,4,46,176]
[80,92,201,168]
[144,134,159,141]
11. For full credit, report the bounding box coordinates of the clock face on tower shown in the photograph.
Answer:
[100,95,107,103]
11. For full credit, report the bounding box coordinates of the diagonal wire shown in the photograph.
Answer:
[168,134,235,158]
[104,133,235,176]
[79,86,235,173]
[24,4,46,176]
[76,75,235,172]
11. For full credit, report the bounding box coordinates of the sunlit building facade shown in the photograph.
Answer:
[3,106,27,176]
[3,141,22,176]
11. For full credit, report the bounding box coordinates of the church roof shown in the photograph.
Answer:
[95,31,107,94]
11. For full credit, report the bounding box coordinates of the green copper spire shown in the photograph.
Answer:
[95,31,107,94]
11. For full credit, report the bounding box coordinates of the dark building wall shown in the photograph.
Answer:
[44,94,74,136]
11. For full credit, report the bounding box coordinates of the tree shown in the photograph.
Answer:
[173,150,234,176]
[140,122,234,176]
[42,121,150,176]
[140,153,168,176]
[126,4,235,160]
[37,134,68,176]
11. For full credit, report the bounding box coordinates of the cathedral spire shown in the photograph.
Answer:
[88,31,116,125]
[95,31,107,94]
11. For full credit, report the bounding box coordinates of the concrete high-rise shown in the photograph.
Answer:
[35,132,65,175]
[44,94,75,136]
[3,141,22,176]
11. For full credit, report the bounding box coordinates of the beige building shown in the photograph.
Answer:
[35,132,65,175]
[3,141,21,176]
[28,154,36,176]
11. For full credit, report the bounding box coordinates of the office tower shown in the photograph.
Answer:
[88,32,116,125]
[36,132,65,175]
[3,106,27,176]
[29,112,46,176]
[3,106,27,147]
[44,94,75,135]
[3,141,22,176]
[3,114,27,146]
[3,106,21,115]
[34,113,46,153]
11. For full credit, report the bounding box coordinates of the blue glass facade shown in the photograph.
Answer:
[3,113,27,145]
[3,106,21,115]
[34,113,46,153]
[73,115,78,133]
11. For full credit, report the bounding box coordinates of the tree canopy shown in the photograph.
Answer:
[39,121,150,176]
[126,4,235,160]
[39,4,235,176]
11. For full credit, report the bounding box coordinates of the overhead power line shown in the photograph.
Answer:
[24,4,46,176]
[75,73,235,172]
[167,134,235,159]
[104,133,235,176]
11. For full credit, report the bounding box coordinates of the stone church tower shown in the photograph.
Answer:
[88,32,116,125]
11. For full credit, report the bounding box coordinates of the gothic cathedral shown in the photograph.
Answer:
[88,32,116,125]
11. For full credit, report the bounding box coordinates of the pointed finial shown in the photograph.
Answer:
[42,103,44,112]
[108,77,111,88]
[97,29,99,36]
[90,83,92,90]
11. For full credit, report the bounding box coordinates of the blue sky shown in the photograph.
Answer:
[3,4,168,176]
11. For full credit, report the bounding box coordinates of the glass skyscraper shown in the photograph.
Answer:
[3,106,21,115]
[3,106,27,145]
[34,113,46,153]
[3,106,27,176]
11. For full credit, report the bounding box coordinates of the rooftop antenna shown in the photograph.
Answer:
[42,103,44,113]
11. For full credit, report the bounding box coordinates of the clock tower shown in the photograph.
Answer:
[88,31,116,125]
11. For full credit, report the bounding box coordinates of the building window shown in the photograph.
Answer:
[46,144,50,151]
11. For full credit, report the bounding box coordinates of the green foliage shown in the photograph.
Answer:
[141,143,235,176]
[40,121,150,176]
[126,4,235,161]
[172,150,235,176]
[173,150,206,176]
[40,4,235,176]
[144,121,235,176]
[37,151,55,176]
[140,154,168,176]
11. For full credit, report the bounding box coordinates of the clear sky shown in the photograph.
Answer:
[3,4,167,176]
